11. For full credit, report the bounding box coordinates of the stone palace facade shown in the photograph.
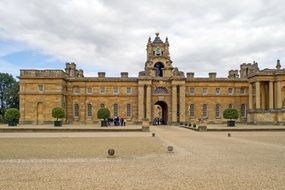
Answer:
[19,33,285,125]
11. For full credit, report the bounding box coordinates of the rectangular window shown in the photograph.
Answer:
[202,88,208,95]
[74,103,79,117]
[190,104,195,117]
[240,88,245,95]
[241,104,247,117]
[216,88,220,95]
[100,87,105,94]
[202,104,208,118]
[73,87,80,94]
[126,104,132,117]
[126,87,132,95]
[215,104,221,118]
[228,88,234,95]
[87,87,93,94]
[38,85,44,92]
[113,87,119,95]
[87,103,92,117]
[114,104,119,117]
[189,88,195,95]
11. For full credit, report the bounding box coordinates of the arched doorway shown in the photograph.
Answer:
[153,101,168,125]
[154,62,164,77]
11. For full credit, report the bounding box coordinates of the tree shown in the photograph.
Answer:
[52,107,65,126]
[0,73,19,121]
[223,108,239,127]
[97,107,110,127]
[52,107,65,121]
[4,108,20,126]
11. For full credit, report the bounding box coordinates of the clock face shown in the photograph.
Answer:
[155,48,161,56]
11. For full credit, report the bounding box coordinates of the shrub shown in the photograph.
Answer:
[97,107,110,120]
[4,108,20,122]
[223,108,239,120]
[52,107,65,121]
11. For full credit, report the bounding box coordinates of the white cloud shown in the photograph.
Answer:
[0,0,285,77]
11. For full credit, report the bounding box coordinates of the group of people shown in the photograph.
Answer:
[107,117,125,126]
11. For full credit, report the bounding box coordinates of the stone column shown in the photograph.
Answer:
[146,85,152,120]
[276,81,282,108]
[269,81,274,109]
[248,83,253,109]
[179,85,186,123]
[172,85,177,123]
[256,81,260,109]
[138,85,144,121]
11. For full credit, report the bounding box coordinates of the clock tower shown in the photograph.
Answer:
[140,33,184,78]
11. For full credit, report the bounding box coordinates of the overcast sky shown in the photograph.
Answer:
[0,0,285,77]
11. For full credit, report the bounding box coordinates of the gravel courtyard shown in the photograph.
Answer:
[0,126,284,190]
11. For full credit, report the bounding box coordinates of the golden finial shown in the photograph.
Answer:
[155,32,160,37]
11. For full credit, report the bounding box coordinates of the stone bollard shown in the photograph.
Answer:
[107,149,115,158]
[228,133,231,137]
[152,133,155,137]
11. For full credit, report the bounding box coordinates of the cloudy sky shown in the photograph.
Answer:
[0,0,285,78]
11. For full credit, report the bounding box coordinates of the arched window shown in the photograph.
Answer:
[74,103,79,117]
[126,104,132,117]
[190,104,195,118]
[87,103,92,117]
[114,103,119,117]
[154,62,164,77]
[202,104,208,118]
[154,87,168,94]
[215,104,221,118]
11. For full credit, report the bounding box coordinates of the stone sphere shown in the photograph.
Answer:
[167,146,174,152]
[108,149,115,156]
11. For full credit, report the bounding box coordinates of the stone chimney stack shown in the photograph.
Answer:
[98,72,106,78]
[209,72,217,79]
[121,72,128,78]
[186,72,195,79]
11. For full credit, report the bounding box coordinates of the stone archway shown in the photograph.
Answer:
[154,62,164,77]
[153,101,168,125]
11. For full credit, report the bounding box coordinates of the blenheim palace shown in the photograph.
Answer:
[19,33,285,125]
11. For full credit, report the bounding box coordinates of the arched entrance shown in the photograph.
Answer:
[153,101,168,125]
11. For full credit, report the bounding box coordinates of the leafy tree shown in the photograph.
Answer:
[52,107,65,121]
[97,107,110,120]
[0,73,19,121]
[223,108,239,120]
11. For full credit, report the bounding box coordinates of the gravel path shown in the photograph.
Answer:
[0,126,284,190]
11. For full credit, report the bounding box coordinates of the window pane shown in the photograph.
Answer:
[74,104,79,117]
[87,104,92,117]
[190,104,195,117]
[114,104,119,117]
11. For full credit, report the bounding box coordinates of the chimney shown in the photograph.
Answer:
[187,72,195,79]
[121,72,128,78]
[209,72,217,79]
[98,72,106,78]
